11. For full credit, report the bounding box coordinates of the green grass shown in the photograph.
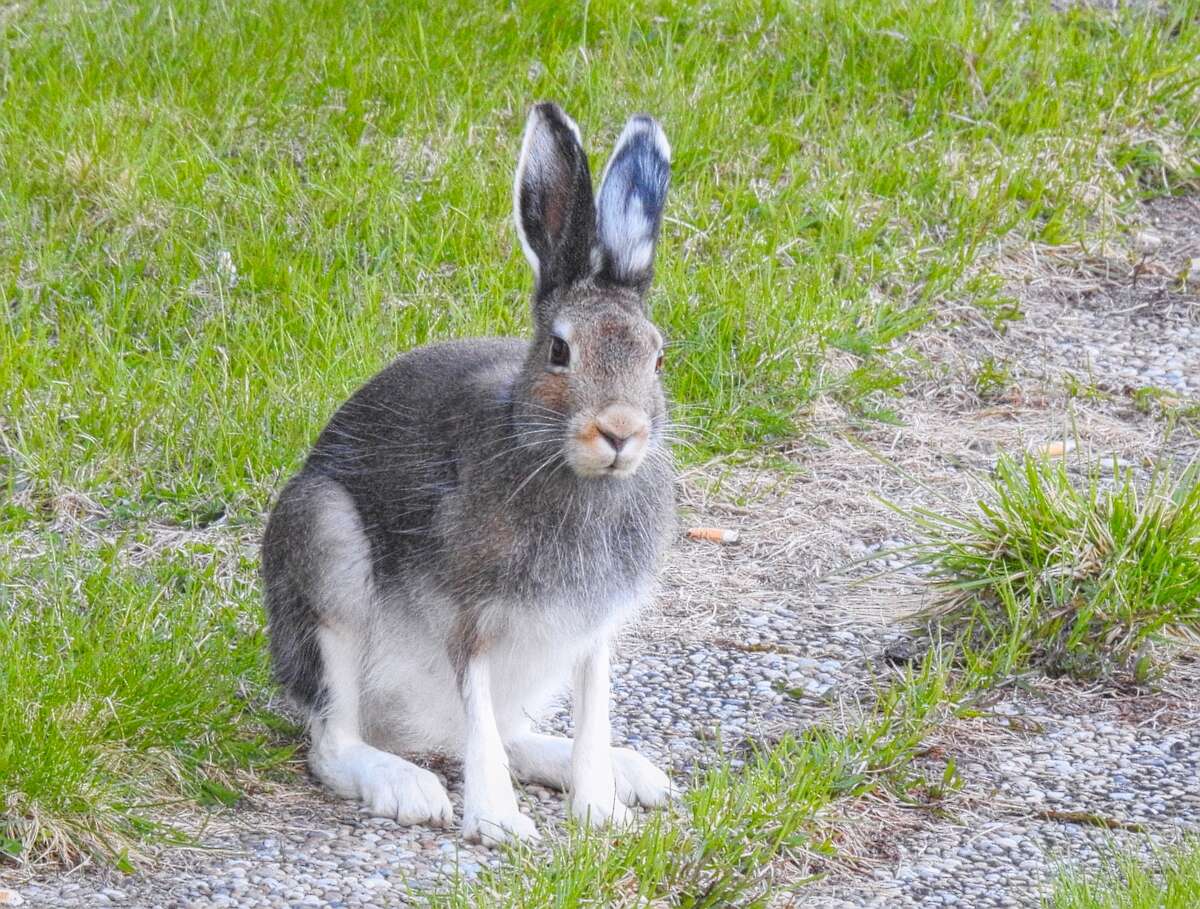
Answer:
[1047,839,1200,909]
[907,455,1200,682]
[2,0,1200,889]
[0,534,289,866]
[1131,386,1200,436]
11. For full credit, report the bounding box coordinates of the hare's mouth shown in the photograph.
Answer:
[604,455,642,479]
[573,455,648,484]
[566,443,647,479]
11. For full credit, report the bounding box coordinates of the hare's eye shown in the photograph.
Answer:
[549,336,571,369]
[654,349,664,374]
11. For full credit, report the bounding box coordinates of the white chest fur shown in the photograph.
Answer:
[359,583,641,756]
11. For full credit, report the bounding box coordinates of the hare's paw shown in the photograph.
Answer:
[463,805,540,847]
[355,753,453,827]
[613,748,673,808]
[571,761,635,828]
[571,791,636,829]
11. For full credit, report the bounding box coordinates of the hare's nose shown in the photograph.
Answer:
[598,428,629,453]
[594,406,648,452]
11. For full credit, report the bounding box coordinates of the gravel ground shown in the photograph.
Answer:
[1006,195,1200,397]
[904,195,1200,414]
[801,195,1200,908]
[805,670,1200,908]
[6,198,1199,907]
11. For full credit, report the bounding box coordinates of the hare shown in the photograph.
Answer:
[261,102,676,846]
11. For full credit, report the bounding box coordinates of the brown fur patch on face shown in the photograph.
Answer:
[598,317,633,340]
[529,371,570,412]
[577,422,601,444]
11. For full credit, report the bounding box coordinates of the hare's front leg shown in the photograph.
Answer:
[570,639,667,827]
[568,639,628,825]
[504,638,672,823]
[460,655,540,846]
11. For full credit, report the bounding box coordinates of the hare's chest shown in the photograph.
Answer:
[447,508,656,607]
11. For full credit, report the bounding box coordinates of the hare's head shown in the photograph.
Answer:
[512,103,672,480]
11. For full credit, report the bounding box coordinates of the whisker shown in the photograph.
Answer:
[505,451,564,505]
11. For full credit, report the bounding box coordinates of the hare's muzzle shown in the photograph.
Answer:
[569,404,651,479]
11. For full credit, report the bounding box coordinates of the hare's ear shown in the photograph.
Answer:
[594,115,671,294]
[514,103,596,300]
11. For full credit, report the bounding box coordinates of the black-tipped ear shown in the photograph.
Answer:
[594,115,671,294]
[513,103,596,300]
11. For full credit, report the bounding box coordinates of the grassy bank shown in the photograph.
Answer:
[4,0,1197,516]
[0,534,287,865]
[1048,839,1200,909]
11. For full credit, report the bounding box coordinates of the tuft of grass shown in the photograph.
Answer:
[0,537,289,867]
[972,355,1013,401]
[1131,386,1200,436]
[907,455,1200,682]
[434,654,958,908]
[1062,372,1111,406]
[1046,839,1200,909]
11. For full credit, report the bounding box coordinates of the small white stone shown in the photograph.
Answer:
[1133,230,1162,254]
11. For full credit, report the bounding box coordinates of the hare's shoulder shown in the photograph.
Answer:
[315,337,527,440]
[372,337,528,401]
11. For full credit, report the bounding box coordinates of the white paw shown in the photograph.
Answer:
[571,791,635,829]
[613,748,673,808]
[354,753,454,827]
[462,805,540,847]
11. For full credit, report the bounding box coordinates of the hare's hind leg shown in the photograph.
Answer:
[309,620,453,827]
[266,474,452,827]
[507,733,671,816]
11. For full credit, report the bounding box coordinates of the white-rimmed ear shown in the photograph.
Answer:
[594,116,671,293]
[513,103,596,300]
